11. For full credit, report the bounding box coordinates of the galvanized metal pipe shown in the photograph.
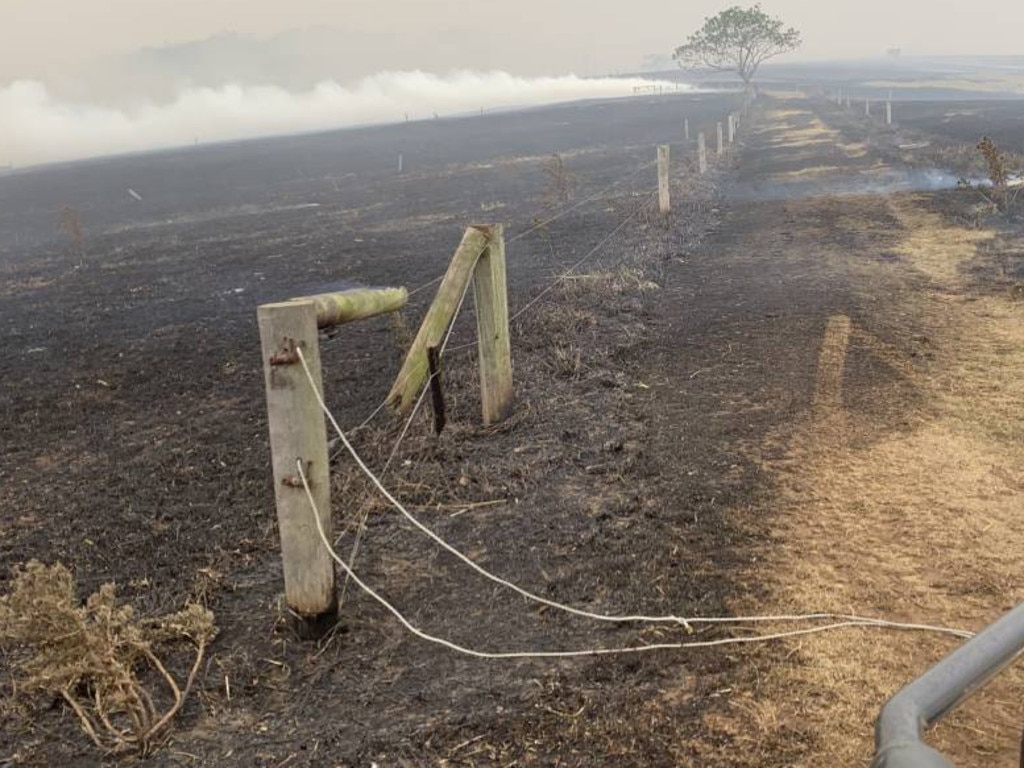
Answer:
[872,601,1024,768]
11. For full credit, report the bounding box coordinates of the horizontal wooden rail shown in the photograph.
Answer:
[290,286,408,329]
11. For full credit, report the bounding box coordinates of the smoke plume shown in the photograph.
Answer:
[1,71,683,168]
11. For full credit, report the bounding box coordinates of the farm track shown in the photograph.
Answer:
[652,97,1024,766]
[2,92,1024,766]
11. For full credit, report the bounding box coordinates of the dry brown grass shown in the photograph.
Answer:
[889,196,997,284]
[0,561,216,756]
[557,266,660,300]
[736,191,1024,766]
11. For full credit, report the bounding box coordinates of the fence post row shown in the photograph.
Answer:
[258,287,408,638]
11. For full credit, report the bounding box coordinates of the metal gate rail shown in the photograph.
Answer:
[872,601,1024,767]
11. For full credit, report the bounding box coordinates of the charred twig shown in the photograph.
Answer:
[427,345,446,435]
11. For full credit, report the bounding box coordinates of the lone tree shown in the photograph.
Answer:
[673,4,800,91]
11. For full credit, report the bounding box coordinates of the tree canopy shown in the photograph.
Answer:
[673,5,801,87]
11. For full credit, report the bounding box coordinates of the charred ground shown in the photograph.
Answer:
[3,88,1024,767]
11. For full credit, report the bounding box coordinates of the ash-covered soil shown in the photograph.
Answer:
[1,93,754,766]
[4,86,1024,768]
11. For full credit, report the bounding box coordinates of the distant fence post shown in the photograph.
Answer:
[716,122,724,155]
[865,97,871,117]
[684,118,690,141]
[658,145,671,214]
[845,94,851,109]
[698,132,707,174]
[471,224,513,426]
[886,100,893,125]
[728,114,736,143]
[258,300,337,639]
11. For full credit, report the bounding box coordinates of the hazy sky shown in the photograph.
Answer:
[4,0,1024,83]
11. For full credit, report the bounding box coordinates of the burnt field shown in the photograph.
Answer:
[1,91,747,766]
[4,84,1024,768]
[892,99,1024,154]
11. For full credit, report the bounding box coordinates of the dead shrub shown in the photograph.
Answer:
[57,205,84,248]
[57,205,85,266]
[541,154,576,209]
[976,137,1024,212]
[977,137,1009,188]
[0,561,216,756]
[549,343,583,378]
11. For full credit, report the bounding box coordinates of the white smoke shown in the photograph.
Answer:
[0,71,685,168]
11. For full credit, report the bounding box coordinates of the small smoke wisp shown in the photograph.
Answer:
[1,71,686,168]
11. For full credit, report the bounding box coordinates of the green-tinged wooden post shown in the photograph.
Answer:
[257,300,336,639]
[291,286,408,328]
[471,224,513,425]
[657,145,671,214]
[716,122,724,155]
[388,227,488,413]
[698,132,707,174]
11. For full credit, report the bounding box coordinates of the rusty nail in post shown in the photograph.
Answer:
[270,337,302,366]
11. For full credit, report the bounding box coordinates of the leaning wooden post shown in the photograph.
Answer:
[471,224,513,425]
[698,132,707,174]
[257,300,336,639]
[684,117,690,141]
[657,145,671,214]
[388,228,488,412]
[716,122,724,155]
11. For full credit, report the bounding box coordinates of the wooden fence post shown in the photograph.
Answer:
[657,145,671,214]
[684,118,690,141]
[257,300,337,639]
[717,122,724,155]
[471,224,513,425]
[698,132,707,174]
[886,100,893,125]
[865,98,871,117]
[728,114,736,143]
[388,227,489,412]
